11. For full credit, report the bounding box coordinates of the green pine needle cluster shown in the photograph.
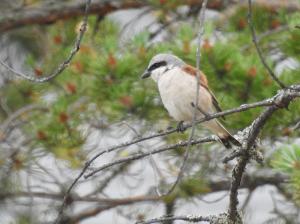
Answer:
[271,144,300,206]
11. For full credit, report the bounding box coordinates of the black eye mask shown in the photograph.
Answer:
[148,61,167,72]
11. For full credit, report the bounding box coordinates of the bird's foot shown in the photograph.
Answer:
[176,121,186,133]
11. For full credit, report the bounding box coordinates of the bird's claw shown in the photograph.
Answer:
[177,121,186,133]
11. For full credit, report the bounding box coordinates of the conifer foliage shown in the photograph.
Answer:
[0,0,299,223]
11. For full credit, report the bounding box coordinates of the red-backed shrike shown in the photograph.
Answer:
[142,53,240,148]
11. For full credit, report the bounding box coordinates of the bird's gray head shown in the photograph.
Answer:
[141,53,185,81]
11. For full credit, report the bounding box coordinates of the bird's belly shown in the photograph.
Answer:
[161,90,193,121]
[158,72,209,122]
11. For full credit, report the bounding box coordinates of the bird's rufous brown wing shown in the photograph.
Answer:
[182,64,223,114]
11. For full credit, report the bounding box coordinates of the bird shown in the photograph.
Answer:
[141,53,241,149]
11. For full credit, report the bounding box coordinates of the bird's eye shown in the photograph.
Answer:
[148,61,167,71]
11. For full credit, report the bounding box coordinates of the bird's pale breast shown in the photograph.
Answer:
[157,67,213,122]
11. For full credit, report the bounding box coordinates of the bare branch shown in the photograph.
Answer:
[0,169,288,201]
[0,0,144,32]
[0,104,47,141]
[0,0,298,33]
[64,205,116,224]
[241,25,289,51]
[84,136,215,179]
[136,215,212,224]
[0,104,47,132]
[0,0,91,83]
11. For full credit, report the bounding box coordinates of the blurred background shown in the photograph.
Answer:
[0,0,300,223]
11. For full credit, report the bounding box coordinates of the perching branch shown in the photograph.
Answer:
[0,0,91,83]
[53,85,300,224]
[51,1,300,220]
[129,85,300,223]
[55,91,283,220]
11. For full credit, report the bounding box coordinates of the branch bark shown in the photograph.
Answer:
[1,0,298,33]
[0,0,144,32]
[227,86,300,222]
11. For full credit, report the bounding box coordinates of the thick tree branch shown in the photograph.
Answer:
[0,0,144,32]
[227,86,300,222]
[1,0,298,33]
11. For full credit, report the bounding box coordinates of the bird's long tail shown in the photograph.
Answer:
[204,119,241,149]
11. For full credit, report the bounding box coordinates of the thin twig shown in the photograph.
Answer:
[0,0,91,83]
[165,0,209,196]
[136,215,212,224]
[0,104,47,130]
[50,1,91,221]
[247,0,286,89]
[241,189,254,212]
[84,136,215,179]
[0,169,287,202]
[222,150,244,163]
[241,25,289,51]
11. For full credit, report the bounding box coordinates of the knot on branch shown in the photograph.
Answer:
[235,126,259,148]
[223,126,263,164]
[240,125,264,164]
[272,87,300,109]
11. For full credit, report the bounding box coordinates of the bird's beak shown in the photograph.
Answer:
[141,70,151,79]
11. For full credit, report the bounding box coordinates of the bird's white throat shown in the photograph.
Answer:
[150,65,175,82]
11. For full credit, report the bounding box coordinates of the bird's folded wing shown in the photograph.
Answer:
[182,64,224,116]
[204,86,223,113]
